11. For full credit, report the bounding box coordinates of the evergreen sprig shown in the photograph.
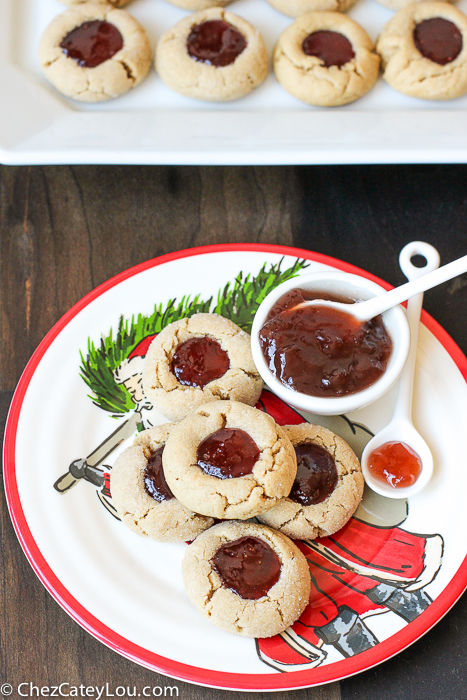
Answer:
[214,258,309,332]
[79,258,309,416]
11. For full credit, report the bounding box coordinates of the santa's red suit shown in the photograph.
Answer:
[255,392,443,671]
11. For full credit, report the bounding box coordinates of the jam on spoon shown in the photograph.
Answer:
[367,441,422,488]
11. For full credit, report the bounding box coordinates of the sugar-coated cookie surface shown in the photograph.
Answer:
[182,521,311,637]
[162,400,297,520]
[142,313,263,422]
[156,8,269,102]
[377,2,467,100]
[111,424,214,542]
[38,5,151,102]
[274,12,380,106]
[258,423,364,539]
[266,0,356,18]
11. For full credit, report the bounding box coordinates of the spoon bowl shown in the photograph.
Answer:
[361,420,434,499]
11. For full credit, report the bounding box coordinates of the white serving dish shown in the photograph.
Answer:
[2,0,467,164]
[251,271,410,415]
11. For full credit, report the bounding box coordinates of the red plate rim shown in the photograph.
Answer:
[4,243,467,690]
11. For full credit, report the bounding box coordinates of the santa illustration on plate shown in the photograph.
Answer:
[52,258,444,670]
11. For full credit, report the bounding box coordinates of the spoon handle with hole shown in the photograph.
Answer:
[353,252,467,321]
[393,242,440,419]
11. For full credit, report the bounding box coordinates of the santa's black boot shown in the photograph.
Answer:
[366,583,432,622]
[315,606,379,657]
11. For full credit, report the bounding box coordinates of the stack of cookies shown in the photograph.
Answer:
[111,312,364,638]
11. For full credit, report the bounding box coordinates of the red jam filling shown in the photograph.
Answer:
[171,337,230,388]
[302,30,355,68]
[212,536,281,599]
[186,19,247,67]
[60,20,123,68]
[413,17,462,65]
[144,446,174,502]
[196,428,260,479]
[368,441,422,488]
[290,443,338,506]
[259,289,392,397]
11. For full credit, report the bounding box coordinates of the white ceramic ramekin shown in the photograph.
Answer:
[251,271,410,416]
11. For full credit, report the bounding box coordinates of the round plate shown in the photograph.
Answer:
[4,244,467,690]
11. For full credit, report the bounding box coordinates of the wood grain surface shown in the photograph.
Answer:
[1,164,467,700]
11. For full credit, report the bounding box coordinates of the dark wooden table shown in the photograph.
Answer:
[2,164,467,700]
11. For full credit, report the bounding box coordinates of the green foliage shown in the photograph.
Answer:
[213,258,309,333]
[80,258,309,416]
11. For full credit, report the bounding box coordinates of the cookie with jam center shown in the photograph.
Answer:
[265,0,356,19]
[377,2,467,100]
[274,12,380,106]
[163,0,234,10]
[38,4,151,102]
[258,423,364,539]
[142,313,263,423]
[58,0,132,6]
[374,0,455,15]
[155,8,268,102]
[111,424,214,542]
[182,521,311,637]
[162,400,297,520]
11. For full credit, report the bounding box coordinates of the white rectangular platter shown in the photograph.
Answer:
[2,0,467,164]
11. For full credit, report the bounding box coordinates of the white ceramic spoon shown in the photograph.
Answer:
[360,241,440,499]
[297,249,467,322]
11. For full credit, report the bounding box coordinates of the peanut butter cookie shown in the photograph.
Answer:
[374,0,455,13]
[39,4,151,102]
[182,521,311,637]
[164,0,233,9]
[156,9,268,102]
[162,400,297,520]
[58,0,132,6]
[258,423,364,539]
[142,313,263,422]
[377,2,467,100]
[274,12,380,106]
[111,424,214,542]
[266,0,356,18]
